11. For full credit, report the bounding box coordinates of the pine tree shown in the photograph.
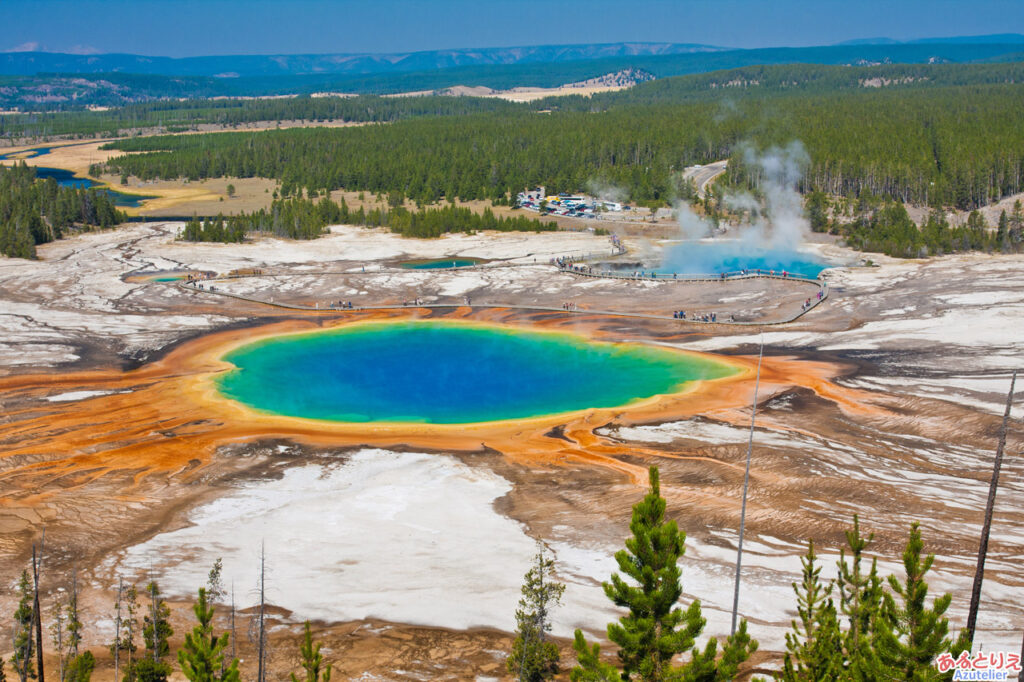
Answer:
[685,618,760,681]
[12,570,36,682]
[115,585,140,682]
[207,559,227,604]
[873,522,954,680]
[290,621,332,682]
[569,632,621,682]
[574,466,757,681]
[177,588,241,682]
[781,541,843,680]
[1011,200,1024,243]
[143,581,173,661]
[52,599,67,682]
[603,466,703,679]
[65,652,95,682]
[836,515,884,677]
[137,581,173,682]
[67,570,83,664]
[508,545,566,681]
[132,658,170,682]
[997,211,1010,251]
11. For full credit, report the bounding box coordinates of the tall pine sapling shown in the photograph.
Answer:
[64,569,87,677]
[207,558,229,676]
[51,599,67,682]
[836,514,884,677]
[874,522,956,680]
[508,545,566,681]
[143,581,173,662]
[569,631,621,682]
[65,652,95,682]
[207,559,227,604]
[781,540,842,681]
[573,466,757,682]
[291,621,332,682]
[136,581,173,682]
[12,569,36,682]
[178,588,241,682]
[114,585,140,682]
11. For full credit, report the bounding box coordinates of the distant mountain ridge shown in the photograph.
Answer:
[0,42,725,78]
[836,33,1024,46]
[2,36,1023,111]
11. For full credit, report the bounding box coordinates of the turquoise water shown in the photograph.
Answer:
[217,321,737,424]
[0,146,52,161]
[32,167,156,208]
[400,258,484,270]
[659,241,830,279]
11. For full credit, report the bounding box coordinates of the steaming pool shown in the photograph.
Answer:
[603,240,834,279]
[216,321,738,424]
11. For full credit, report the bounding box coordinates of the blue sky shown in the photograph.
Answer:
[3,0,1022,56]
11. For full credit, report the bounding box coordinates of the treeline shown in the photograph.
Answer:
[544,62,1024,110]
[97,83,1024,210]
[6,556,329,682]
[4,61,1021,140]
[347,202,558,238]
[180,197,557,242]
[0,162,126,259]
[1,93,517,140]
[181,197,331,241]
[805,192,1024,257]
[4,467,982,681]
[720,84,1024,210]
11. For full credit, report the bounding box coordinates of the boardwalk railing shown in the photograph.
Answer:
[177,267,829,327]
[557,263,822,284]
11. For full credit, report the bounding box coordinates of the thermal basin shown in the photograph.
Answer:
[399,257,486,269]
[659,240,831,279]
[216,321,737,424]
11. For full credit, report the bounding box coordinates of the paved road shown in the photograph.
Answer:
[682,160,729,198]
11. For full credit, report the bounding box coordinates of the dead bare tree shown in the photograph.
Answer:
[230,581,237,665]
[247,544,268,682]
[966,369,1017,644]
[32,531,46,682]
[730,337,763,636]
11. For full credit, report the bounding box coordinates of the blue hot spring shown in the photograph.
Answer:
[216,321,739,424]
[659,240,830,279]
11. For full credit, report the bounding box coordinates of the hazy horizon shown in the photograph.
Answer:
[3,0,1022,58]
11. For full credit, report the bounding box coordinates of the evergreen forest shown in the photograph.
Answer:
[96,81,1024,212]
[0,163,126,259]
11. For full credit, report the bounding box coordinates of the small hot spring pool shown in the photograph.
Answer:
[125,271,199,283]
[399,257,485,270]
[216,321,738,424]
[602,241,833,279]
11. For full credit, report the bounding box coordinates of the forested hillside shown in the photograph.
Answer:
[97,82,1024,211]
[4,61,1020,141]
[0,93,518,140]
[0,163,126,258]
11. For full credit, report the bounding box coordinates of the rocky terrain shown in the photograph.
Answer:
[0,222,1021,679]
